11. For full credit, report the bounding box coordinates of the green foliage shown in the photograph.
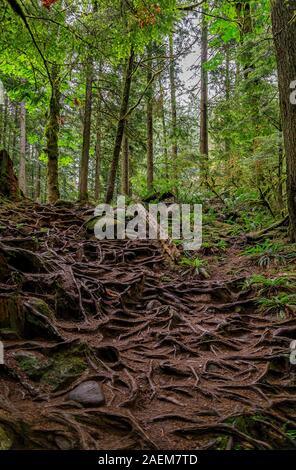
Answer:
[179,256,206,269]
[244,240,284,256]
[243,275,294,297]
[257,294,296,317]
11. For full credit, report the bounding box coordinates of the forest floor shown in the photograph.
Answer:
[0,199,295,450]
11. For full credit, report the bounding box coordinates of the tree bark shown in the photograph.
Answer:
[35,149,41,202]
[271,1,296,241]
[105,49,135,204]
[45,65,60,204]
[159,76,169,180]
[19,100,26,195]
[199,6,209,182]
[121,131,129,196]
[147,43,154,191]
[94,91,102,202]
[79,59,93,202]
[169,33,178,180]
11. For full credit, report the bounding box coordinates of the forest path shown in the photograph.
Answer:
[0,201,295,450]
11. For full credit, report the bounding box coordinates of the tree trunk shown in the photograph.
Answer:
[19,101,26,195]
[199,6,209,182]
[35,150,41,202]
[169,33,178,180]
[159,76,169,180]
[147,44,154,191]
[277,127,284,214]
[0,149,20,199]
[45,65,60,204]
[271,1,296,241]
[2,95,8,150]
[224,42,231,156]
[105,49,135,203]
[121,131,129,196]
[11,104,18,165]
[79,59,93,202]
[94,91,102,202]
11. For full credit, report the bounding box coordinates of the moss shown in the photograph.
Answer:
[0,426,13,450]
[15,352,52,380]
[41,349,87,389]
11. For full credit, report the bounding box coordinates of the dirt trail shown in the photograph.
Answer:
[0,201,295,450]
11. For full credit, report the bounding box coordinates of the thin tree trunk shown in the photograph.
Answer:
[2,95,8,150]
[79,59,93,202]
[169,33,178,181]
[19,101,26,195]
[159,77,169,180]
[224,42,231,156]
[272,1,296,240]
[35,147,41,202]
[199,6,209,182]
[11,104,18,165]
[147,43,154,191]
[121,131,129,195]
[94,91,102,202]
[45,65,60,203]
[105,49,135,204]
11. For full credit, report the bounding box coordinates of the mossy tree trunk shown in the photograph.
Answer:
[105,49,135,204]
[169,33,178,182]
[199,5,209,183]
[147,43,154,191]
[121,131,129,196]
[45,65,61,204]
[272,1,296,241]
[79,58,93,202]
[0,149,21,199]
[19,100,26,195]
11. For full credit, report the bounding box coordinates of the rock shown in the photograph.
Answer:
[0,425,13,450]
[68,381,105,407]
[15,351,52,379]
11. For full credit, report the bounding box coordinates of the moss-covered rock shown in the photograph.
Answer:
[0,425,13,450]
[41,347,87,390]
[15,351,52,380]
[0,295,58,339]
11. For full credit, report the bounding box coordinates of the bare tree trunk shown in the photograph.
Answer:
[199,6,209,183]
[147,43,154,191]
[169,33,178,181]
[19,101,26,195]
[121,131,129,195]
[45,65,60,203]
[105,49,134,203]
[79,59,93,202]
[272,1,296,241]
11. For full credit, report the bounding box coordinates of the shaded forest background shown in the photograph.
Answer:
[0,0,295,240]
